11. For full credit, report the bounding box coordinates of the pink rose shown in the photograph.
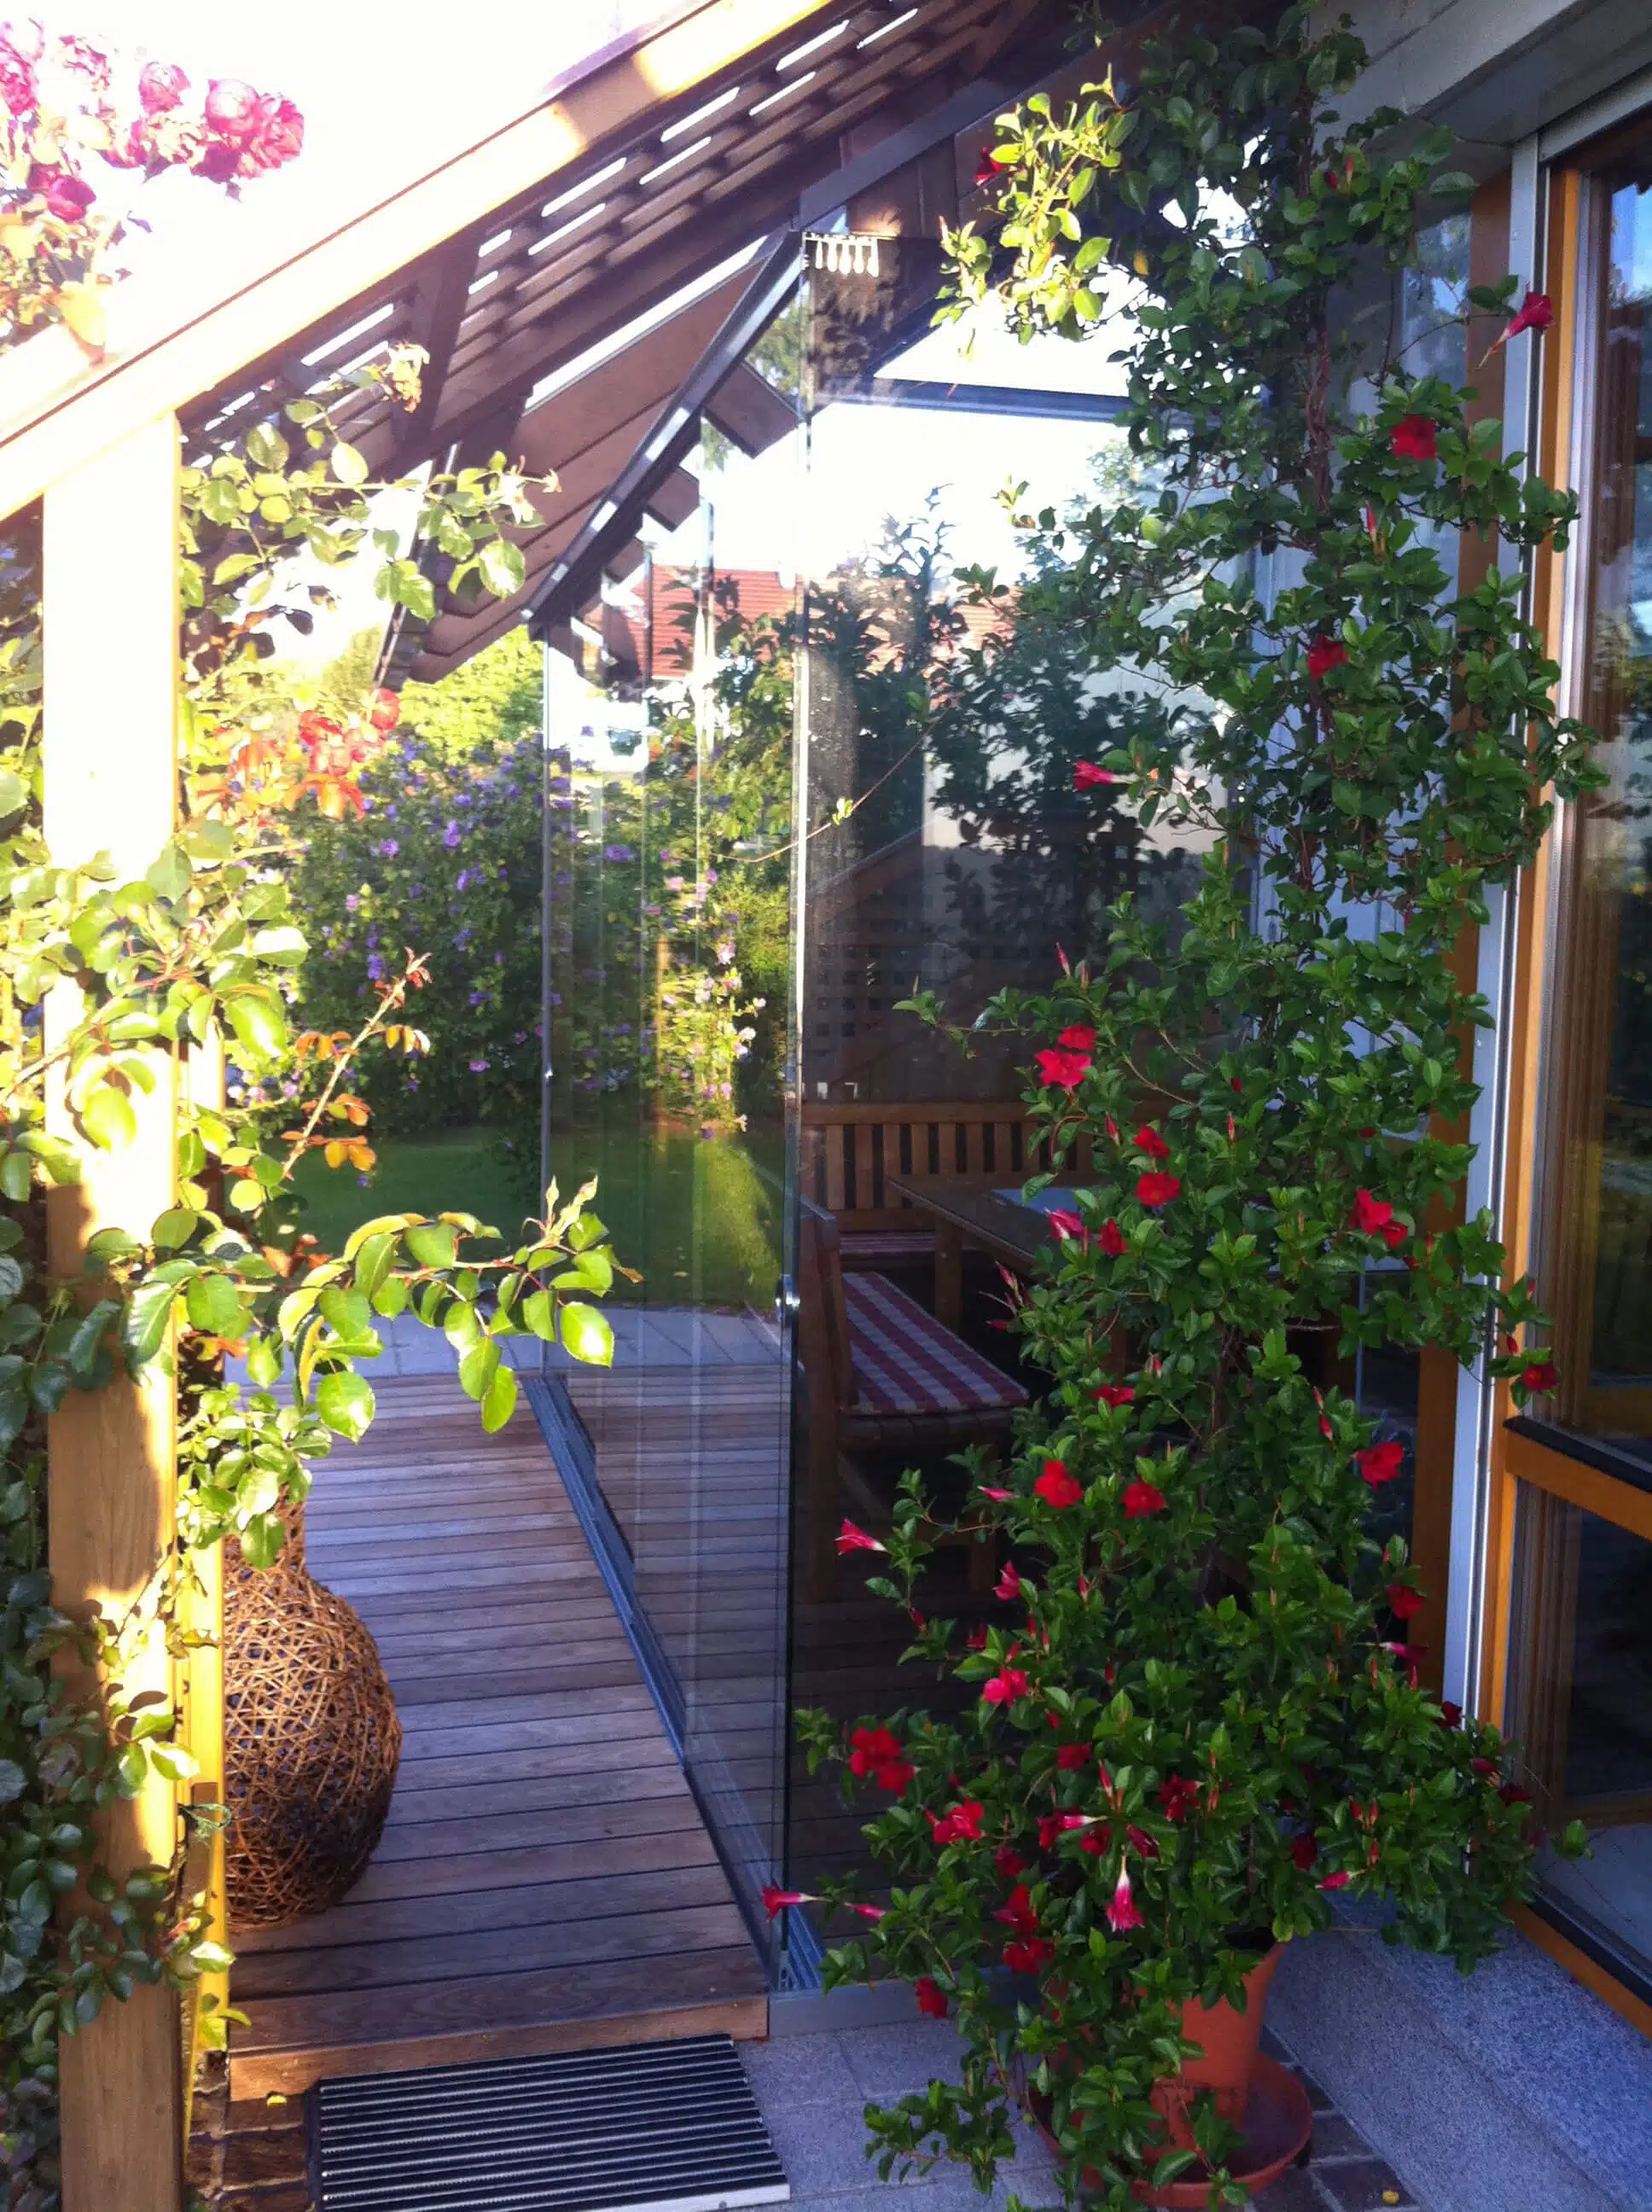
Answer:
[0,38,34,115]
[235,94,304,177]
[29,165,95,221]
[137,60,188,114]
[204,78,259,137]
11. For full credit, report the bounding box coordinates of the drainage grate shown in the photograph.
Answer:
[308,2034,790,2212]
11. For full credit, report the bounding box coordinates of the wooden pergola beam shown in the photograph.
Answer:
[0,0,835,527]
[43,415,184,2212]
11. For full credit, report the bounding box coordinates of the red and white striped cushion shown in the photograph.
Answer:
[841,1272,1027,1417]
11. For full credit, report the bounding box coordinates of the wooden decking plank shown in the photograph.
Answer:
[226,1370,764,2095]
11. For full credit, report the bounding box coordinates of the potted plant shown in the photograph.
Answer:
[791,7,1592,2205]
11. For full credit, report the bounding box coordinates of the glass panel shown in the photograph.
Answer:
[542,399,799,1957]
[1507,1485,1652,1992]
[784,242,1219,1894]
[1541,143,1652,1472]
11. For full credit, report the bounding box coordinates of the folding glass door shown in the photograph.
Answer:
[540,406,801,1966]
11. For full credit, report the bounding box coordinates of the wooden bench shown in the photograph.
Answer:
[801,1100,1088,1270]
[797,1200,1027,1600]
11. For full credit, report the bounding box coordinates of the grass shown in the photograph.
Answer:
[291,1122,785,1312]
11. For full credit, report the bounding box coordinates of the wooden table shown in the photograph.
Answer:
[884,1171,1056,1330]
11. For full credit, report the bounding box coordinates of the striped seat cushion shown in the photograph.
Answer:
[841,1272,1027,1417]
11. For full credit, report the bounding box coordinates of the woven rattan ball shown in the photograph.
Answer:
[224,1534,403,1930]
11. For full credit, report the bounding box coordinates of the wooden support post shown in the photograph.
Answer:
[42,415,183,2212]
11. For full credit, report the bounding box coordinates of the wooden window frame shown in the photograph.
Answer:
[1481,122,1652,2043]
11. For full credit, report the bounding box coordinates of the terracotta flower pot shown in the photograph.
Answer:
[1029,1943,1312,2209]
[1150,1942,1283,2143]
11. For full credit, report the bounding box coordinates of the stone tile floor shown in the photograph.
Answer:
[189,2013,1426,2212]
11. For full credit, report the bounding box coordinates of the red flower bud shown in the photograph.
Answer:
[1073,759,1115,789]
[1504,292,1552,340]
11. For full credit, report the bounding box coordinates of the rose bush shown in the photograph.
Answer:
[796,9,1593,2207]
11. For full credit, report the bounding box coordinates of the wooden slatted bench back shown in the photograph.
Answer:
[800,1100,1089,1231]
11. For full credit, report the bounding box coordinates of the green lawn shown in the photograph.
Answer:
[292,1123,785,1312]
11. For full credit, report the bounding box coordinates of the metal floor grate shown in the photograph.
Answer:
[308,2034,790,2212]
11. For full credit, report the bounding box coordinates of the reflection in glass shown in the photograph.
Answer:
[542,419,799,1962]
[1547,154,1652,1461]
[1508,1487,1652,1989]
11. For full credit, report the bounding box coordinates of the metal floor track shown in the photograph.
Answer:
[308,2032,789,2212]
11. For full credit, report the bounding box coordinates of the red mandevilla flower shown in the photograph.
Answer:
[1073,759,1115,788]
[914,1976,948,2018]
[1306,634,1349,680]
[929,1800,985,1847]
[1390,412,1438,462]
[1159,1774,1197,1821]
[1386,1583,1424,1621]
[1038,1811,1088,1848]
[994,1883,1038,1936]
[1003,1936,1056,1972]
[1504,291,1552,340]
[1106,1867,1144,1933]
[1122,1478,1166,1518]
[1521,1359,1559,1392]
[1355,1439,1405,1487]
[1034,1045,1091,1089]
[982,1665,1031,1706]
[1350,1187,1407,1249]
[1291,1832,1318,1870]
[1034,1458,1083,1509]
[1058,1024,1096,1051]
[1055,1743,1090,1771]
[835,1518,884,1555]
[1047,1208,1086,1242]
[1098,1218,1126,1256]
[993,1844,1024,1881]
[1133,1122,1170,1160]
[994,1560,1022,1604]
[1094,1382,1134,1408]
[1134,1171,1180,1208]
[761,1884,814,1918]
[1318,1871,1352,1891]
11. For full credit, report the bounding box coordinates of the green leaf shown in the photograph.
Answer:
[0,766,26,818]
[0,1757,26,1803]
[224,992,288,1062]
[458,1336,500,1401]
[481,1363,518,1433]
[185,1272,247,1340]
[122,1278,178,1365]
[246,1334,282,1387]
[150,1207,201,1250]
[315,1370,375,1441]
[81,1086,137,1151]
[352,1231,398,1301]
[521,1288,556,1340]
[145,842,192,899]
[560,1302,614,1368]
[329,439,369,486]
[245,421,290,469]
[238,1511,284,1569]
[479,538,526,597]
[371,1277,410,1318]
[404,1220,457,1269]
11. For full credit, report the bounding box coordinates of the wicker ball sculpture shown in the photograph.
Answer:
[224,1511,402,1930]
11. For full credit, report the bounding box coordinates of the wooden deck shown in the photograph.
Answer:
[226,1373,767,2098]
